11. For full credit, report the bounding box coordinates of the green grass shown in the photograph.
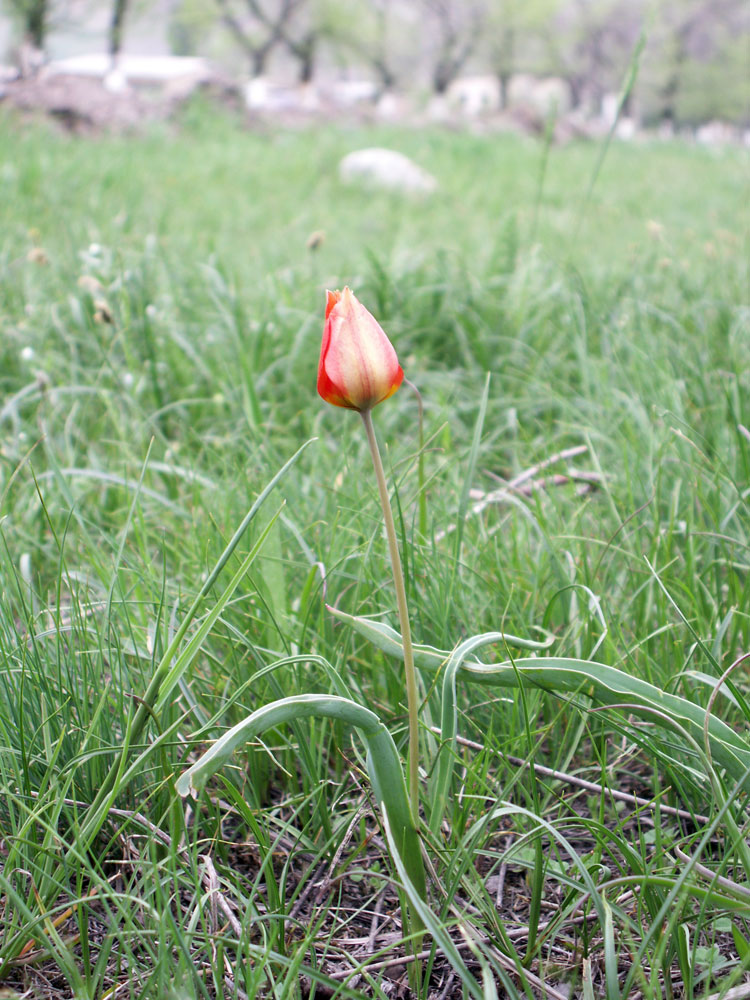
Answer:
[0,103,748,998]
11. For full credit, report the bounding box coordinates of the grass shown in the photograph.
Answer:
[0,102,748,998]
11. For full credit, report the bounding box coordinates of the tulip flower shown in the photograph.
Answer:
[317,287,404,411]
[318,287,420,824]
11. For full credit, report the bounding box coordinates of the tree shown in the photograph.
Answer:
[539,0,644,110]
[419,0,488,93]
[8,0,49,50]
[484,0,558,107]
[274,0,338,83]
[647,0,748,124]
[323,0,413,94]
[214,0,309,76]
[284,25,316,81]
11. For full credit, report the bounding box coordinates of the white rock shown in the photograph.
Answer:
[339,148,438,194]
[600,92,619,128]
[104,67,130,93]
[44,53,212,84]
[696,120,739,146]
[616,117,637,140]
[243,76,313,111]
[446,75,501,116]
[244,75,270,109]
[426,94,451,122]
[507,74,572,116]
[375,92,411,121]
[328,79,377,106]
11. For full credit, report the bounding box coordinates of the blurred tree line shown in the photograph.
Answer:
[4,0,749,125]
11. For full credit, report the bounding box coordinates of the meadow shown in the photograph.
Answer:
[0,104,748,999]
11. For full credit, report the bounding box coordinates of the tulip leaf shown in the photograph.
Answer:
[177,693,426,910]
[333,611,750,795]
[328,606,555,661]
[684,670,740,708]
[429,630,517,834]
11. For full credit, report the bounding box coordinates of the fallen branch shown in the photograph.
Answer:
[430,727,711,826]
[436,444,592,542]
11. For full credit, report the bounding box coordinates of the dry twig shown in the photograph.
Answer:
[435,444,594,542]
[430,727,711,825]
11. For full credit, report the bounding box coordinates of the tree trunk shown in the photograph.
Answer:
[26,0,48,49]
[109,0,130,60]
[293,32,316,83]
[495,25,515,110]
[251,46,271,77]
[215,0,283,77]
[373,57,396,95]
[659,37,688,124]
[433,58,453,95]
[498,70,511,110]
[567,74,584,109]
[430,23,478,95]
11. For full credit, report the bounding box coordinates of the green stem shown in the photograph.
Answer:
[360,408,420,822]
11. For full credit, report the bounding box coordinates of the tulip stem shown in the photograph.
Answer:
[361,409,420,823]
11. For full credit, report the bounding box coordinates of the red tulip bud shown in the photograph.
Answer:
[317,287,404,411]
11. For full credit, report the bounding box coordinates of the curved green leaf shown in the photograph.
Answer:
[177,694,426,906]
[334,611,750,793]
[429,631,513,834]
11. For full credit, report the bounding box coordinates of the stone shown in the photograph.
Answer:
[507,74,572,117]
[696,120,740,146]
[338,147,437,195]
[446,75,501,117]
